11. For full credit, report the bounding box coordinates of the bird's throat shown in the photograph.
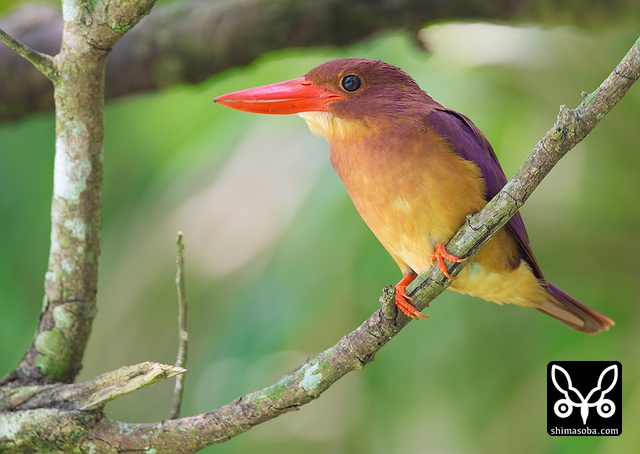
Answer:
[298,111,361,140]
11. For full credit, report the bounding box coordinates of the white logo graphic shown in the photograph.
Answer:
[551,364,618,425]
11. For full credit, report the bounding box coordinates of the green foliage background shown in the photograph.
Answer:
[1,9,639,454]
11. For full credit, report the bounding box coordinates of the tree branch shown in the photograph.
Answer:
[0,0,635,123]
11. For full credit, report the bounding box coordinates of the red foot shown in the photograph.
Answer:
[430,244,467,280]
[394,273,428,320]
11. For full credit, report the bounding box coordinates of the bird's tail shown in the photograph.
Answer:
[537,282,614,334]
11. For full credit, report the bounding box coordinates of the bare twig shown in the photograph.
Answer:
[0,26,56,81]
[171,232,189,419]
[1,362,186,412]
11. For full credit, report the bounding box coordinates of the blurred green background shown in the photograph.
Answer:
[1,3,639,453]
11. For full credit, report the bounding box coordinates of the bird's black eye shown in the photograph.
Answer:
[341,74,362,92]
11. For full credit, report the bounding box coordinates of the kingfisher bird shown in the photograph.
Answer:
[214,58,613,334]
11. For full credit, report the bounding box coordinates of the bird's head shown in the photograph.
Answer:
[214,58,433,140]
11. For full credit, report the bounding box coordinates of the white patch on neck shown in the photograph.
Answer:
[298,111,351,140]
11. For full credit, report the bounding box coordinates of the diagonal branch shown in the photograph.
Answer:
[78,35,640,453]
[408,35,640,301]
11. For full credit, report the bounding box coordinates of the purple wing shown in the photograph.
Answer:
[425,107,544,278]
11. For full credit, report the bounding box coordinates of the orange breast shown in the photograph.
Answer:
[300,111,547,307]
[329,125,549,306]
[330,127,486,272]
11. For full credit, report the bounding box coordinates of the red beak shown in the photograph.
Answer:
[214,77,344,114]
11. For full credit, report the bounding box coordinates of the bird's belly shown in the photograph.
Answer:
[451,260,546,307]
[351,193,451,274]
[354,193,548,308]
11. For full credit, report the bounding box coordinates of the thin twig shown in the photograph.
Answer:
[170,232,189,419]
[0,27,57,82]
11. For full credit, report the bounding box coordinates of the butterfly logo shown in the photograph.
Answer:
[550,364,618,425]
